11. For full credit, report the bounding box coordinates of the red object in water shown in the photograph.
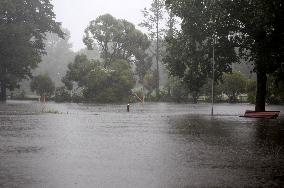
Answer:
[240,110,280,119]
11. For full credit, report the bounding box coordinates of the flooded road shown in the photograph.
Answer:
[0,101,284,187]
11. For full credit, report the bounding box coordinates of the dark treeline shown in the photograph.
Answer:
[164,0,283,110]
[0,0,283,110]
[0,0,63,101]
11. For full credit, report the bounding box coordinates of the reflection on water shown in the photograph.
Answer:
[0,101,284,187]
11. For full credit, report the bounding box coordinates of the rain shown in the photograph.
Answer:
[0,0,283,187]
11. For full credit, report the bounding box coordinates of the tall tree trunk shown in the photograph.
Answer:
[0,82,7,102]
[255,30,268,112]
[255,70,267,112]
[0,64,7,102]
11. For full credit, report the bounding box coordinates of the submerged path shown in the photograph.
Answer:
[0,101,284,187]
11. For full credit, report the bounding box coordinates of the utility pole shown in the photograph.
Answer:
[209,0,216,116]
[211,36,215,116]
[155,0,160,97]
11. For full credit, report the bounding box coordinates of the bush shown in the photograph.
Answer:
[63,55,135,103]
[246,79,256,104]
[30,74,55,99]
[54,87,71,102]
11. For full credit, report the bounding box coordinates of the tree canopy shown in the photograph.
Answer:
[164,0,237,103]
[0,0,63,101]
[83,14,151,68]
[30,74,55,98]
[139,0,171,96]
[165,0,283,110]
[220,72,246,102]
[35,28,75,87]
[63,55,135,103]
[83,14,155,99]
[220,0,283,111]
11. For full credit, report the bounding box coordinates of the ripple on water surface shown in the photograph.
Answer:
[0,101,284,187]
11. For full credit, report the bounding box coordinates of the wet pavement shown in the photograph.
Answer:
[0,101,284,187]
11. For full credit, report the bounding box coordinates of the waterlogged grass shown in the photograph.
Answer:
[40,107,60,114]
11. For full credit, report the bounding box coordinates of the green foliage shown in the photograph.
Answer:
[232,62,255,80]
[143,76,190,102]
[84,59,135,102]
[165,0,283,110]
[83,14,151,68]
[246,79,257,104]
[220,72,247,102]
[166,76,189,102]
[62,54,93,90]
[200,79,223,103]
[84,14,153,94]
[13,90,26,100]
[0,0,63,101]
[143,71,157,96]
[219,0,283,73]
[41,106,60,114]
[139,0,166,40]
[54,87,71,102]
[267,76,284,104]
[219,0,283,110]
[30,74,55,98]
[164,0,237,103]
[136,55,153,84]
[139,0,168,95]
[34,28,75,87]
[78,48,100,61]
[63,55,135,103]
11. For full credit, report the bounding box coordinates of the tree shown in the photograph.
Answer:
[54,86,71,102]
[88,59,134,102]
[140,0,166,96]
[167,0,284,111]
[83,14,153,100]
[220,72,246,102]
[83,14,150,68]
[0,0,64,101]
[166,76,189,102]
[135,55,153,85]
[200,78,223,102]
[63,55,135,103]
[77,48,100,61]
[246,79,257,104]
[30,74,55,99]
[164,0,237,103]
[266,75,284,104]
[35,28,75,87]
[143,70,158,97]
[218,0,284,111]
[62,54,92,90]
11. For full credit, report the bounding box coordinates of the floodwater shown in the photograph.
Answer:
[0,101,284,187]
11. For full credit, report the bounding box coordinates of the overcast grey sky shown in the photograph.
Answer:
[52,0,152,51]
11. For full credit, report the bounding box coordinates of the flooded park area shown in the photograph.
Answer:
[0,101,284,187]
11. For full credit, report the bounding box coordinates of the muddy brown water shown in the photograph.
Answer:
[0,101,284,187]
